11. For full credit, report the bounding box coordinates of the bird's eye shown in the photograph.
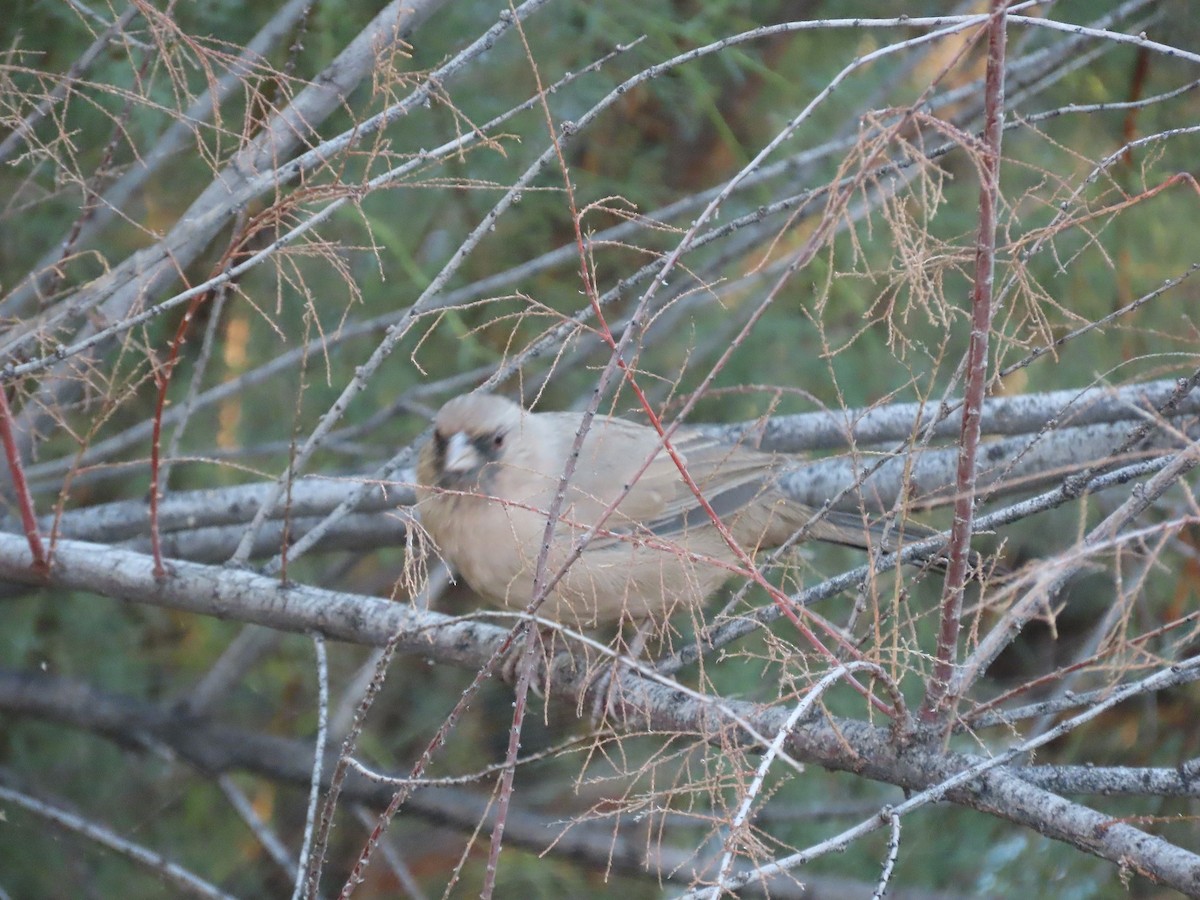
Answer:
[493,432,505,449]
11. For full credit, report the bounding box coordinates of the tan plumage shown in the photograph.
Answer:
[415,393,924,629]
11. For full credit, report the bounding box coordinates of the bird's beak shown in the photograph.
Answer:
[443,431,480,474]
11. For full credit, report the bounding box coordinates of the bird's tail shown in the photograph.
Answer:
[783,503,946,564]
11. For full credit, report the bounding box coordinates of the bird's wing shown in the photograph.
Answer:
[544,414,781,543]
[537,412,933,557]
[533,412,675,527]
[633,430,793,547]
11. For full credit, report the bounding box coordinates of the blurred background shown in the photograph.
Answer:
[1,0,1198,896]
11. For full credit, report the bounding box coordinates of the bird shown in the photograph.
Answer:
[415,393,933,631]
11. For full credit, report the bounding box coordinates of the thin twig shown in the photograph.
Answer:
[924,1,1007,724]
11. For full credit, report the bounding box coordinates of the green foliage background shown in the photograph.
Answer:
[1,0,1198,896]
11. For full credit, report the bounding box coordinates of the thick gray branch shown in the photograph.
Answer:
[0,533,1196,892]
[701,378,1200,452]
[0,670,974,900]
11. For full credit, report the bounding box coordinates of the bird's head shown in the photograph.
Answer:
[417,393,525,493]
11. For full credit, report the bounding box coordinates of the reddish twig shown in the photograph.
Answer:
[148,210,255,577]
[0,388,48,575]
[923,1,1008,724]
[148,293,203,578]
[147,176,290,580]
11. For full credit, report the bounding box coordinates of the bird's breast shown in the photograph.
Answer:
[420,490,541,602]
